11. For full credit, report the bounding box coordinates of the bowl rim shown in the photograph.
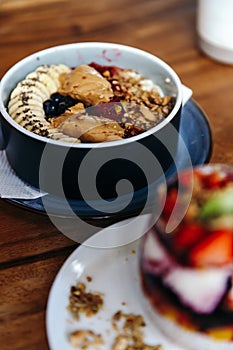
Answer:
[0,42,183,149]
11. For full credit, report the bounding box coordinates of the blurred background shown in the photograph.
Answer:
[1,0,197,75]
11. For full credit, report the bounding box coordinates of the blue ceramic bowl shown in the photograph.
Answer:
[0,42,183,200]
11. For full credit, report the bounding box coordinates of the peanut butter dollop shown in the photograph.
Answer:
[59,65,114,105]
[50,103,85,128]
[59,114,124,143]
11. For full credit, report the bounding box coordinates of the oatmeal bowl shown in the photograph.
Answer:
[0,42,183,203]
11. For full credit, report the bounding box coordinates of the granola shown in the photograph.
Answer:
[67,281,163,350]
[67,282,103,320]
[112,311,163,350]
[70,329,104,349]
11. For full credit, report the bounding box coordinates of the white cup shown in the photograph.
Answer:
[197,0,233,64]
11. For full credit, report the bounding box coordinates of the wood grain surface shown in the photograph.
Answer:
[1,0,233,349]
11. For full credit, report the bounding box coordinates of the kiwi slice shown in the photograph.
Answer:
[200,187,233,220]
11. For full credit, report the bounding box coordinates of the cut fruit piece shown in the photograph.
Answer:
[142,230,174,275]
[200,187,233,220]
[189,229,233,267]
[174,223,205,250]
[162,187,178,219]
[163,267,231,314]
[207,326,233,341]
[197,169,228,189]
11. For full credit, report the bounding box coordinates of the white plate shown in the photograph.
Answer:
[46,214,184,350]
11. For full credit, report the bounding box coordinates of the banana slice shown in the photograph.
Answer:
[10,84,48,101]
[47,129,68,139]
[9,102,44,118]
[26,71,58,93]
[8,100,27,115]
[13,108,45,119]
[35,64,71,83]
[17,79,51,99]
[7,63,79,143]
[48,64,71,76]
[22,120,48,131]
[14,113,39,125]
[15,110,48,125]
[10,107,44,122]
[8,93,43,111]
[49,131,80,143]
[21,117,50,133]
[55,136,80,143]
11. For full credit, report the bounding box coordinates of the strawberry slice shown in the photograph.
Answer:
[162,187,177,219]
[174,223,205,250]
[199,171,227,189]
[189,229,233,267]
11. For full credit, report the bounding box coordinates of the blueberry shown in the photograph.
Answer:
[43,100,57,116]
[63,95,77,107]
[51,92,64,104]
[57,101,67,115]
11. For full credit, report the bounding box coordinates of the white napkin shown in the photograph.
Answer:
[182,84,193,105]
[0,150,46,199]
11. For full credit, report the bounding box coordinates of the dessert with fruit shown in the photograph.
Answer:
[140,164,233,349]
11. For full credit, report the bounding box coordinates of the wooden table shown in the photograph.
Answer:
[1,0,233,349]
